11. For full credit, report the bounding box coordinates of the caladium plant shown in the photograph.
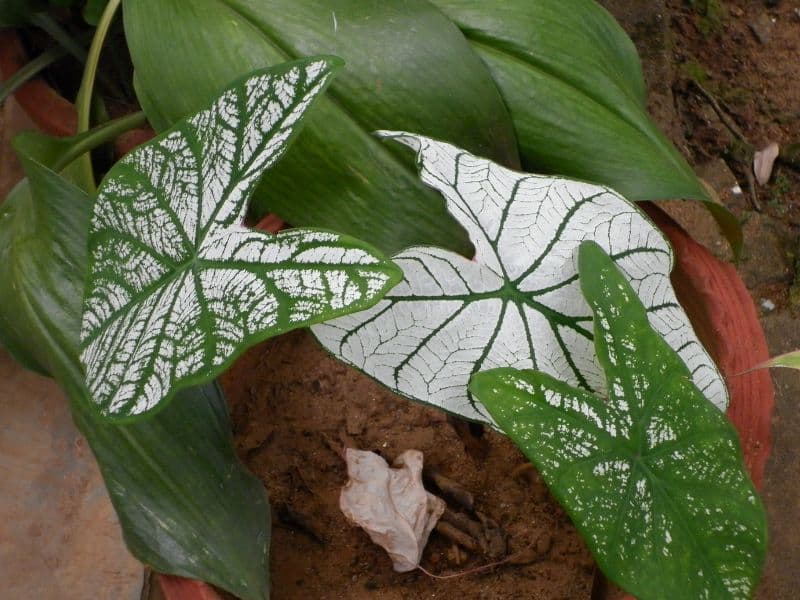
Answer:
[470,241,766,600]
[312,133,727,424]
[79,57,401,420]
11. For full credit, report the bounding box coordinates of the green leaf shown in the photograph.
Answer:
[0,157,271,600]
[80,57,401,420]
[431,0,741,255]
[71,381,271,600]
[11,111,149,192]
[312,133,726,425]
[123,0,520,256]
[753,349,800,371]
[0,160,88,378]
[470,241,766,599]
[83,0,110,24]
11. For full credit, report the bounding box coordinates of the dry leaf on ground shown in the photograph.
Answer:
[340,448,445,572]
[754,142,780,185]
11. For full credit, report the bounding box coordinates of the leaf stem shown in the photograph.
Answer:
[0,45,68,104]
[53,111,148,173]
[29,13,88,62]
[74,0,122,191]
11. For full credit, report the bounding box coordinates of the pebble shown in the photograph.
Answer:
[536,533,553,555]
[761,298,776,312]
[749,13,776,44]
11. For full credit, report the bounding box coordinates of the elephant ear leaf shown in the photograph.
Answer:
[470,241,766,600]
[80,57,402,420]
[312,133,726,425]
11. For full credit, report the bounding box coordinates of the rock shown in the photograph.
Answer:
[696,158,740,196]
[749,13,775,44]
[739,213,793,289]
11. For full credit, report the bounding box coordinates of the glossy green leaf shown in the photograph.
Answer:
[432,0,741,255]
[71,381,271,600]
[0,157,271,599]
[470,241,766,599]
[314,133,726,424]
[0,159,88,378]
[79,58,401,420]
[123,0,520,256]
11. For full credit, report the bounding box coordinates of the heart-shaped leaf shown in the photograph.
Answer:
[469,241,766,600]
[79,57,401,420]
[0,157,271,600]
[312,133,726,424]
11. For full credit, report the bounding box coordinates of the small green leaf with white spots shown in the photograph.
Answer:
[79,57,401,420]
[470,241,766,600]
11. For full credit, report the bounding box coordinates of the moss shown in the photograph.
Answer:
[681,58,710,84]
[768,171,792,211]
[686,0,727,35]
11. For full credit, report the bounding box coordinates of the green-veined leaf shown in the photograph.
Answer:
[469,241,766,599]
[123,0,521,256]
[431,0,741,255]
[79,57,401,420]
[312,133,727,424]
[0,157,271,600]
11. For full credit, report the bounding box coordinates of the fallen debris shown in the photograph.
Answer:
[749,13,775,44]
[754,142,780,185]
[340,448,445,572]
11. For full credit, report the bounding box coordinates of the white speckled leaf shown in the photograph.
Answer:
[312,132,726,424]
[470,241,766,600]
[80,58,401,420]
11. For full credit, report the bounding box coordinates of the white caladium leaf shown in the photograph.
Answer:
[80,58,401,420]
[312,132,727,424]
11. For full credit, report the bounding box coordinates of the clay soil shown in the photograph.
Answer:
[221,331,595,600]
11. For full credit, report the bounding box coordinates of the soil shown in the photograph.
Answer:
[221,332,595,600]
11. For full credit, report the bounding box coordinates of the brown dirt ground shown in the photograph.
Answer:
[221,332,595,600]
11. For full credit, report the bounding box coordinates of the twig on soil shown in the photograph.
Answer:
[691,80,750,146]
[435,521,480,553]
[744,168,762,212]
[417,554,516,580]
[424,467,475,511]
[690,80,762,211]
